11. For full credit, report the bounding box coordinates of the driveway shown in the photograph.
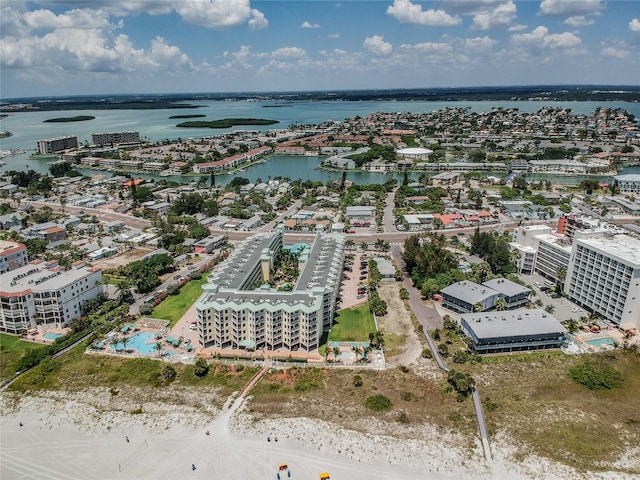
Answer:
[390,245,443,331]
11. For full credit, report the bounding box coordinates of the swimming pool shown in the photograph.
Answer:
[110,332,158,354]
[585,337,614,348]
[43,332,63,340]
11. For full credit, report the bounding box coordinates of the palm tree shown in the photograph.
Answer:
[332,346,341,362]
[120,335,130,353]
[474,302,484,313]
[556,266,567,292]
[545,304,556,314]
[155,341,163,357]
[472,263,492,284]
[510,249,522,272]
[352,344,362,361]
[345,239,355,251]
[564,318,579,334]
[360,242,369,253]
[495,298,508,311]
[374,239,385,253]
[373,331,385,349]
[611,340,620,357]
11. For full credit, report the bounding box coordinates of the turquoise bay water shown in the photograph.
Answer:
[2,99,639,185]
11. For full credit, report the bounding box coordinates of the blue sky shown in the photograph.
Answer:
[1,0,639,98]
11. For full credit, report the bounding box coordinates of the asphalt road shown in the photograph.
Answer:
[23,199,151,230]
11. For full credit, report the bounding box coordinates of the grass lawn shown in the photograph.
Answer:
[151,275,209,327]
[0,334,48,383]
[328,304,376,342]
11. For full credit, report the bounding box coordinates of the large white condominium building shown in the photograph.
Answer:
[566,234,640,330]
[36,136,78,154]
[0,240,29,274]
[0,261,103,334]
[91,131,141,146]
[195,228,345,352]
[614,174,640,194]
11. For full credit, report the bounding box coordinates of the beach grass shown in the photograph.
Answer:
[0,334,48,383]
[475,350,640,474]
[328,304,377,342]
[151,276,209,327]
[9,343,259,405]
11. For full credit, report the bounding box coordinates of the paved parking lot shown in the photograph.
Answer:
[519,273,586,322]
[339,252,369,309]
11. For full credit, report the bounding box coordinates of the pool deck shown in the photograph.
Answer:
[21,327,70,345]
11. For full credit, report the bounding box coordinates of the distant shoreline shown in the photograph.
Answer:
[3,85,640,112]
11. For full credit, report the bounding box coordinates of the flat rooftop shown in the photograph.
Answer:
[1,263,98,295]
[576,234,640,267]
[441,281,496,305]
[462,309,565,339]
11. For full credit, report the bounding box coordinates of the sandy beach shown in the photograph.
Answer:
[1,387,635,480]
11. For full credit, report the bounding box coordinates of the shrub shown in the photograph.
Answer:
[437,343,450,358]
[447,369,475,401]
[352,374,363,387]
[364,394,393,411]
[421,348,433,359]
[453,350,470,364]
[568,361,623,390]
[161,365,177,383]
[139,303,153,315]
[397,411,410,424]
[194,358,209,377]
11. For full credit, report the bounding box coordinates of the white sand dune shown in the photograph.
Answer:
[0,391,634,480]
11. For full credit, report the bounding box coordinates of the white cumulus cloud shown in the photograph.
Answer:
[539,0,602,17]
[630,18,640,32]
[402,42,452,54]
[363,35,393,56]
[328,33,340,39]
[564,16,594,27]
[601,46,629,58]
[174,0,267,29]
[24,8,113,30]
[471,1,517,30]
[387,0,461,26]
[272,47,306,59]
[464,36,498,50]
[511,26,582,50]
[301,21,319,29]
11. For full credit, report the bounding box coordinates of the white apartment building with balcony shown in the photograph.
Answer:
[565,234,640,330]
[36,136,78,154]
[0,261,103,334]
[0,240,29,274]
[510,225,552,275]
[534,235,572,282]
[614,174,640,194]
[195,228,345,351]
